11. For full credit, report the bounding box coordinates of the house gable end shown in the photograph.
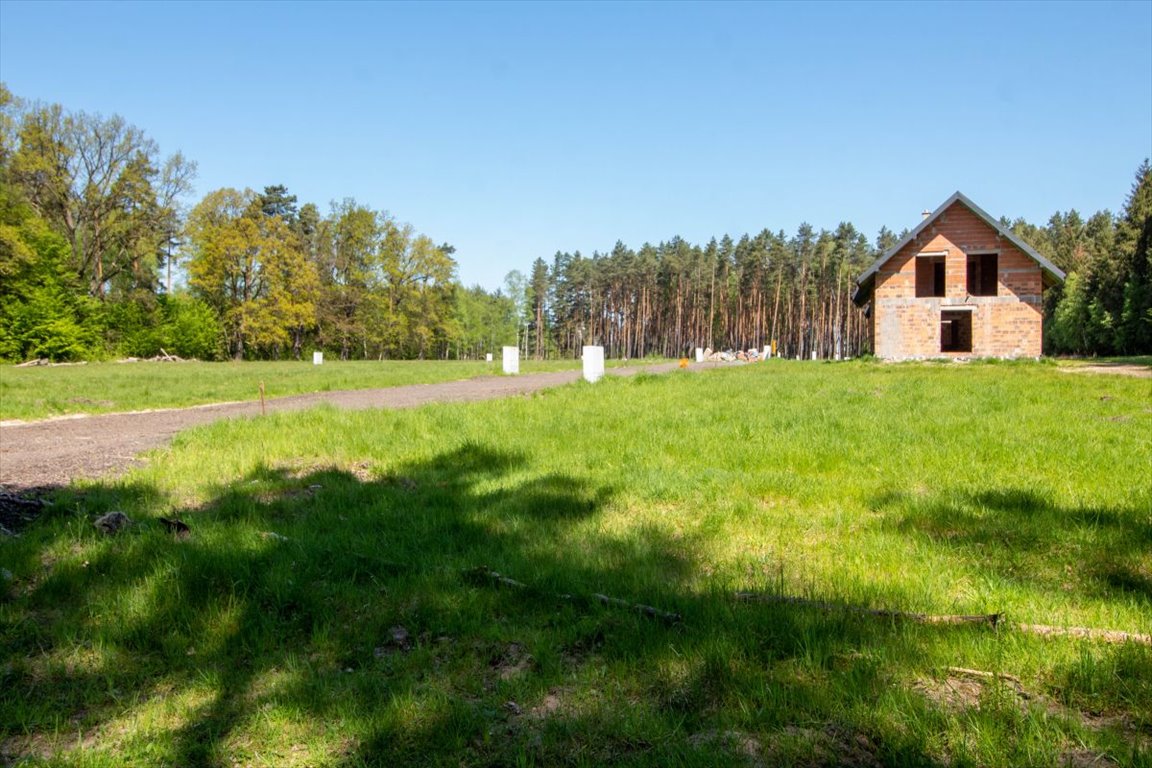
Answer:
[852,192,1066,307]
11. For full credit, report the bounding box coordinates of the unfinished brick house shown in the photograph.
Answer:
[852,192,1065,360]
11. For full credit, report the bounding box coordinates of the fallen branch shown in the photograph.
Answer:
[593,593,682,624]
[150,348,184,362]
[467,566,681,624]
[944,666,1022,685]
[1017,623,1151,646]
[734,593,1151,645]
[734,592,1001,628]
[468,567,529,590]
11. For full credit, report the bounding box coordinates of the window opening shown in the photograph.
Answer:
[941,310,972,353]
[916,254,946,297]
[967,252,998,296]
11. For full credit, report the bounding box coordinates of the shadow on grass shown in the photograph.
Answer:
[5,458,1148,766]
[878,487,1152,603]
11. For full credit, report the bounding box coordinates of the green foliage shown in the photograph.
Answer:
[0,84,195,360]
[1017,161,1152,357]
[1,280,104,360]
[310,201,459,360]
[0,191,104,361]
[452,284,517,359]
[1114,160,1152,354]
[185,187,318,359]
[102,296,163,357]
[159,294,223,360]
[1049,275,1081,353]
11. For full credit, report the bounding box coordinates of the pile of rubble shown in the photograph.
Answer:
[701,347,767,363]
[13,359,88,368]
[117,349,189,363]
[15,349,192,366]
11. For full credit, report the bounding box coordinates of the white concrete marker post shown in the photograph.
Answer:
[485,353,493,363]
[313,351,323,365]
[582,345,605,383]
[763,346,771,360]
[502,346,519,375]
[695,347,704,363]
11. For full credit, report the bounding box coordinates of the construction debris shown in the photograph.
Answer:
[701,347,765,363]
[116,349,189,363]
[14,359,88,367]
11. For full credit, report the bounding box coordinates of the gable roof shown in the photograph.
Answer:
[851,192,1067,307]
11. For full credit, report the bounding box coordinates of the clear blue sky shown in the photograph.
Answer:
[1,0,1149,290]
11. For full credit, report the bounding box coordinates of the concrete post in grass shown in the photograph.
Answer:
[485,353,493,363]
[582,345,605,383]
[695,347,704,363]
[313,351,323,365]
[763,346,771,360]
[502,346,519,375]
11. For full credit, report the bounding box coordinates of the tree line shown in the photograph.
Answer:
[0,85,517,362]
[1008,165,1151,356]
[508,161,1149,361]
[519,223,878,361]
[1,84,1148,362]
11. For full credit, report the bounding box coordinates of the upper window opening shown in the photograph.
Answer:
[916,254,946,298]
[967,252,998,296]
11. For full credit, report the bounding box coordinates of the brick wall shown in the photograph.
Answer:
[873,201,1044,359]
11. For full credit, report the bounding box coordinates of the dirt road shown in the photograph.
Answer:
[0,363,681,496]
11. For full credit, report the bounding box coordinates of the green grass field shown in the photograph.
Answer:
[0,358,618,422]
[2,360,1150,766]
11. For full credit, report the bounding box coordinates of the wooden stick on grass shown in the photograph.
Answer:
[945,666,1023,685]
[734,592,1151,645]
[1015,623,1151,645]
[592,593,682,623]
[467,566,682,624]
[733,592,1002,627]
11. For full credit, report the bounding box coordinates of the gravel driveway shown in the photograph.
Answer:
[0,363,682,496]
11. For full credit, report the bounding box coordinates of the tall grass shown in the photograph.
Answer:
[1,360,1149,766]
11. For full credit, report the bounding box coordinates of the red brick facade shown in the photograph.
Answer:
[867,200,1049,360]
